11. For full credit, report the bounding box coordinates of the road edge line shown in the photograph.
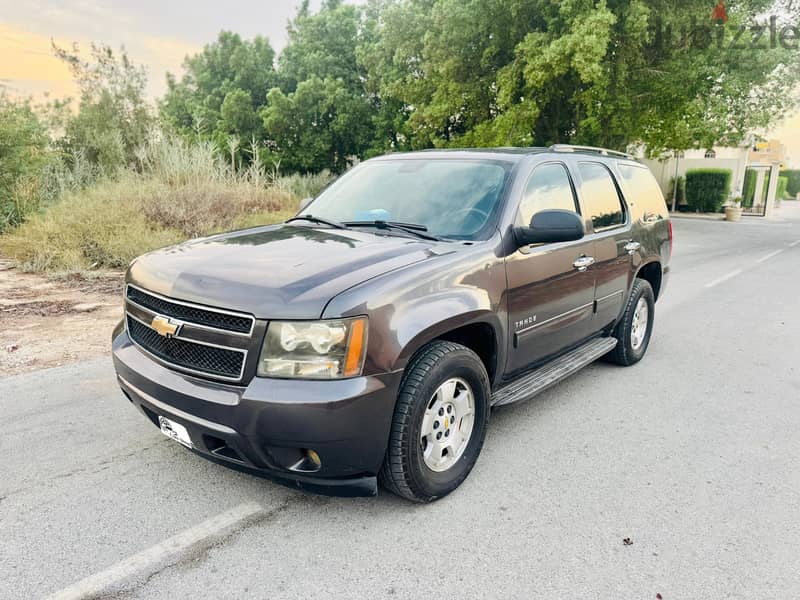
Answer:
[705,269,744,288]
[45,501,264,600]
[756,249,784,263]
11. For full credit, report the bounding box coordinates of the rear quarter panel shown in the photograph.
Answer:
[614,160,672,277]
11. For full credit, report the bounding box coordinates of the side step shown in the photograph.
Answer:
[491,337,618,407]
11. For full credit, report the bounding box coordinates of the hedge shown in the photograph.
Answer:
[685,168,732,213]
[780,169,800,197]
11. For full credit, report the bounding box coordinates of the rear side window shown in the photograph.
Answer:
[618,163,669,218]
[577,162,626,230]
[517,163,578,226]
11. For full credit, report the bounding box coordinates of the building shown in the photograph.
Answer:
[640,139,787,217]
[748,139,787,166]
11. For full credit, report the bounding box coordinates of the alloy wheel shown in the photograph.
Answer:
[420,377,475,472]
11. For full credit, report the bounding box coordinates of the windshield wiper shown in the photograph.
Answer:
[285,214,348,230]
[343,220,443,241]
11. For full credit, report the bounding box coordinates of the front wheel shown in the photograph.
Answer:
[605,278,655,366]
[379,341,490,502]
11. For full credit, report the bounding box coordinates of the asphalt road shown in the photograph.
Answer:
[2,207,800,600]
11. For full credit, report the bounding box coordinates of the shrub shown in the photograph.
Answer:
[0,185,183,271]
[780,169,800,198]
[0,135,333,272]
[135,178,297,238]
[0,170,300,271]
[136,136,228,186]
[0,95,52,230]
[685,168,732,213]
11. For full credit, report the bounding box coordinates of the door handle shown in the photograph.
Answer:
[624,241,641,255]
[572,256,595,272]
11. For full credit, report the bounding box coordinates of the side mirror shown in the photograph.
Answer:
[513,209,584,247]
[298,197,314,212]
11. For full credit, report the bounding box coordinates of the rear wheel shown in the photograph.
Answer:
[379,341,490,502]
[606,278,655,366]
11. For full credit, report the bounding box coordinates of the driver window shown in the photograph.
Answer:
[517,163,579,226]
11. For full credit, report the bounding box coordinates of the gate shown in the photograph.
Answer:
[741,166,770,217]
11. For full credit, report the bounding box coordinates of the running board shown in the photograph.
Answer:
[491,337,618,407]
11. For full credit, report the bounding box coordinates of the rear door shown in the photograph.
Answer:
[617,162,672,266]
[506,162,596,372]
[574,161,633,329]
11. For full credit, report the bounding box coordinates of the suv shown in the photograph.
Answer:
[112,145,671,502]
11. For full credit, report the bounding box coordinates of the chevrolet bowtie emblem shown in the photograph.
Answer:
[150,315,181,338]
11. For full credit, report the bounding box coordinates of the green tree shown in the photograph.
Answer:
[0,95,51,229]
[167,1,800,172]
[219,89,261,142]
[279,0,364,91]
[53,43,153,171]
[262,76,372,173]
[263,0,385,168]
[362,0,799,153]
[160,31,276,161]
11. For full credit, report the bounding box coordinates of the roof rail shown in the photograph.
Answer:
[549,144,634,160]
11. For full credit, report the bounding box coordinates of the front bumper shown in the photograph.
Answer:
[112,325,403,497]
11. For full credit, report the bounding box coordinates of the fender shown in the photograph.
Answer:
[321,244,509,380]
[392,300,506,381]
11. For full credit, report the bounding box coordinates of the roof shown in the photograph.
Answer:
[371,144,635,163]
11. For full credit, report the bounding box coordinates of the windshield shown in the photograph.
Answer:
[304,159,511,240]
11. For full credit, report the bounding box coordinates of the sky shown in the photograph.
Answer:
[0,0,322,98]
[0,0,798,167]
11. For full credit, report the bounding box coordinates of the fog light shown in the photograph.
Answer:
[305,449,321,468]
[288,448,322,473]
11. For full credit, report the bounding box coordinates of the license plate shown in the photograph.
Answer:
[158,416,193,448]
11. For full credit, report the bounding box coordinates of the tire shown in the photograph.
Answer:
[605,278,655,366]
[379,341,491,502]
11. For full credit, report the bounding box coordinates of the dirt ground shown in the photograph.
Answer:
[0,259,124,377]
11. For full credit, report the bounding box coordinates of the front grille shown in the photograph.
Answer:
[127,316,245,380]
[126,286,253,334]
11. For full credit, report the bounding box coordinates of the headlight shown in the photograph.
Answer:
[257,317,368,379]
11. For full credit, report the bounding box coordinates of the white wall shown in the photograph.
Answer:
[642,155,748,201]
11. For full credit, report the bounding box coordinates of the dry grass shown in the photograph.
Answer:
[0,176,299,271]
[138,181,295,238]
[0,137,328,272]
[0,183,183,271]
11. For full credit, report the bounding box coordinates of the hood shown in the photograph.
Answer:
[128,223,448,319]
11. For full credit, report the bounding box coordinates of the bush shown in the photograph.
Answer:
[0,136,308,271]
[0,136,337,272]
[0,95,52,230]
[0,184,182,271]
[685,168,732,213]
[0,174,298,271]
[780,169,800,198]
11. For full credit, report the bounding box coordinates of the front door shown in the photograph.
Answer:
[506,162,596,373]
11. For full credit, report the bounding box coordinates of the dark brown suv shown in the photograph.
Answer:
[112,145,672,502]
